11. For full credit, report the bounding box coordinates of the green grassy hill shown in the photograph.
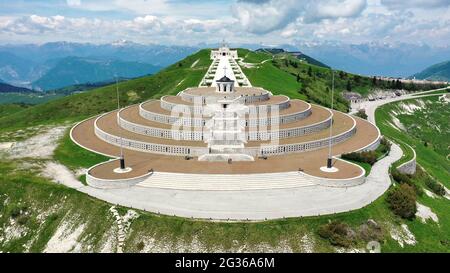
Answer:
[0,103,30,116]
[412,60,450,81]
[376,96,450,184]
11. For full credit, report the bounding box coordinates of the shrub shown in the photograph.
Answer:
[17,214,30,225]
[136,241,145,251]
[391,169,411,184]
[9,204,28,219]
[386,184,417,219]
[10,206,21,218]
[425,177,446,196]
[355,109,368,120]
[377,137,391,156]
[391,169,423,196]
[318,221,356,247]
[341,151,377,165]
[358,220,383,242]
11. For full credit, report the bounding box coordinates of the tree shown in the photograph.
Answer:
[296,73,300,82]
[396,79,403,89]
[308,66,313,77]
[346,80,352,91]
[386,184,417,219]
[372,76,377,86]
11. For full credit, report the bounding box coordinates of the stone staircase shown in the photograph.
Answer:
[137,171,317,191]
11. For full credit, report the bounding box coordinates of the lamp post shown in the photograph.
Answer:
[116,76,125,170]
[327,70,335,169]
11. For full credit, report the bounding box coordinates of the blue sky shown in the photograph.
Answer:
[0,0,449,46]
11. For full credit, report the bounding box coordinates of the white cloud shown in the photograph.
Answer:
[0,0,449,46]
[232,0,368,34]
[304,0,368,22]
[67,0,82,7]
[0,14,240,44]
[381,0,450,9]
[113,0,170,15]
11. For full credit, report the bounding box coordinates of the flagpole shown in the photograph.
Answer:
[116,76,125,170]
[327,70,335,169]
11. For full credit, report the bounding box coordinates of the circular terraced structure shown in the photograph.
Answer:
[70,47,385,219]
[72,84,380,189]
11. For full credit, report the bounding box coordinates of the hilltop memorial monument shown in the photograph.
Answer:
[70,45,381,219]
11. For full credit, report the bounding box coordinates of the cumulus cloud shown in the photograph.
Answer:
[232,0,368,34]
[0,14,240,44]
[67,0,82,7]
[304,0,368,23]
[381,0,450,9]
[0,0,449,46]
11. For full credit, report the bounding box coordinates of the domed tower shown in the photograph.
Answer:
[216,75,235,93]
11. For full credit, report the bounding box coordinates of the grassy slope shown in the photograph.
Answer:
[1,49,449,253]
[53,131,110,171]
[0,93,67,105]
[376,96,450,185]
[0,103,30,116]
[0,49,211,132]
[239,49,389,112]
[2,158,447,253]
[0,161,116,252]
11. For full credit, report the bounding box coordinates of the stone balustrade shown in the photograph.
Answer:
[96,111,356,157]
[139,101,312,127]
[120,106,329,141]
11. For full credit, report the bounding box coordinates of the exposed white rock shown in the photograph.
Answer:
[300,234,315,253]
[0,142,14,150]
[415,202,438,223]
[6,126,68,159]
[444,186,450,201]
[399,101,425,114]
[99,230,117,253]
[44,220,86,253]
[3,218,28,243]
[439,94,450,103]
[390,224,416,247]
[424,189,437,199]
[391,117,406,131]
[335,247,365,253]
[41,161,84,189]
[109,206,139,253]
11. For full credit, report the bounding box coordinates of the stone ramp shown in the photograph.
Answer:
[137,171,317,191]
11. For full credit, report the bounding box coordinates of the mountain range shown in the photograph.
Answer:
[290,41,450,78]
[1,41,450,90]
[0,82,35,94]
[0,41,199,90]
[412,61,450,81]
[32,57,161,91]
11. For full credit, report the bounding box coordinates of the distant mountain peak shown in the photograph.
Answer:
[111,39,138,47]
